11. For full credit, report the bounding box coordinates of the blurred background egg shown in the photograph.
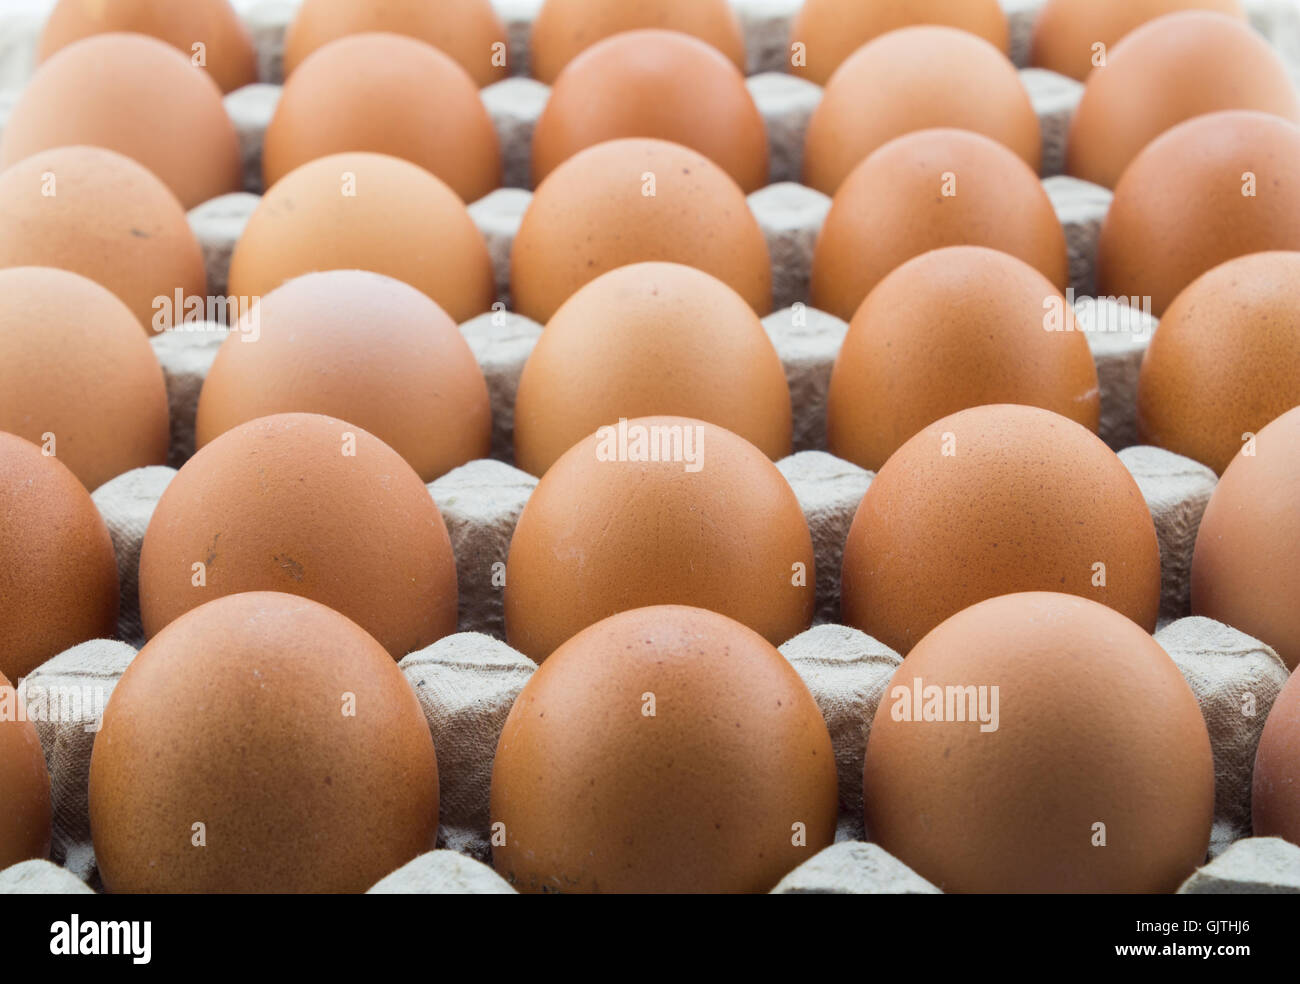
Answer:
[491,605,837,893]
[803,26,1038,195]
[505,416,813,662]
[0,267,169,491]
[513,262,791,477]
[89,592,439,893]
[1192,406,1300,671]
[811,129,1067,322]
[197,270,490,482]
[228,152,494,324]
[138,413,459,658]
[828,247,1099,472]
[863,592,1214,893]
[264,33,501,202]
[511,138,771,323]
[1,33,241,209]
[1254,669,1300,847]
[841,404,1161,654]
[0,670,51,869]
[532,30,766,192]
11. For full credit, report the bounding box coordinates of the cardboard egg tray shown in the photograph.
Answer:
[3,0,1300,895]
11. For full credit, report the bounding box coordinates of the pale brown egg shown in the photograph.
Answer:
[863,592,1214,893]
[1096,111,1300,317]
[0,432,119,683]
[841,404,1161,654]
[1254,668,1300,846]
[1067,12,1299,189]
[0,267,170,491]
[38,0,258,93]
[1,34,241,209]
[530,0,745,84]
[89,592,439,893]
[1032,0,1247,82]
[790,0,1009,86]
[491,605,837,893]
[284,0,508,87]
[197,270,490,482]
[227,152,494,324]
[264,33,500,202]
[1192,406,1300,671]
[0,146,207,331]
[0,671,51,869]
[511,138,771,323]
[1138,252,1300,475]
[138,413,458,659]
[505,416,814,662]
[533,30,766,192]
[803,26,1039,195]
[828,247,1099,472]
[811,129,1068,322]
[513,262,791,476]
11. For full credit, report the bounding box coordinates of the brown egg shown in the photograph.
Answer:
[828,247,1099,472]
[505,416,814,662]
[228,152,494,324]
[803,26,1039,195]
[284,0,508,87]
[1192,407,1300,671]
[0,267,170,491]
[89,592,438,893]
[38,0,258,93]
[864,592,1214,893]
[138,413,458,658]
[0,146,207,331]
[0,671,51,869]
[530,0,745,84]
[491,605,837,893]
[0,432,119,682]
[811,129,1068,322]
[197,270,490,482]
[1032,0,1247,82]
[1254,669,1300,846]
[1067,13,1299,189]
[511,138,771,323]
[1138,253,1300,475]
[513,263,791,477]
[790,0,1009,86]
[841,404,1160,654]
[264,33,500,202]
[1,34,241,209]
[1098,112,1300,317]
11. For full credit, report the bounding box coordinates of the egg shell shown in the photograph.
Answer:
[0,267,170,491]
[197,270,491,482]
[89,592,439,893]
[1137,252,1300,475]
[1192,406,1300,671]
[0,432,119,682]
[810,129,1068,323]
[264,33,501,203]
[138,412,458,659]
[841,404,1161,655]
[1096,111,1300,317]
[0,146,207,331]
[1254,668,1300,846]
[1,34,241,210]
[227,152,494,324]
[511,138,771,323]
[803,26,1039,195]
[863,592,1214,893]
[827,246,1099,472]
[529,0,745,85]
[0,671,52,870]
[790,0,1009,86]
[505,416,814,662]
[38,0,258,93]
[284,0,508,87]
[513,262,791,477]
[490,605,838,893]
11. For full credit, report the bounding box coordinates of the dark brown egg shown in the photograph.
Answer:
[0,671,52,869]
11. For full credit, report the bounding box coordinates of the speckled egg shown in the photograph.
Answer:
[0,671,51,869]
[1254,668,1300,846]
